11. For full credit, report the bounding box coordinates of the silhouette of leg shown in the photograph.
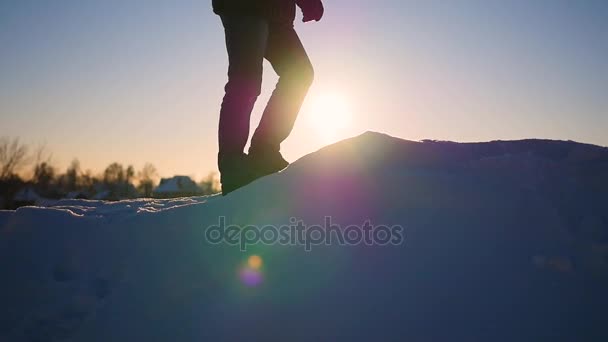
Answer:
[218,15,269,157]
[249,23,314,154]
[218,15,270,194]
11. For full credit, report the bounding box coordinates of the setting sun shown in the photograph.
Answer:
[302,91,354,143]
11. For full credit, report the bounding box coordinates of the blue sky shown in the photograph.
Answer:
[1,0,606,178]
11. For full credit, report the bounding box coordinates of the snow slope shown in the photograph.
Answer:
[1,132,607,341]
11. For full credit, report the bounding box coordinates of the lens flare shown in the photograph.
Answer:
[239,255,264,287]
[248,255,263,270]
[239,267,263,287]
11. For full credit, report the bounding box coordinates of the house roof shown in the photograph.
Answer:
[154,176,201,194]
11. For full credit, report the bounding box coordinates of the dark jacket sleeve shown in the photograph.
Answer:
[212,0,270,16]
[213,0,296,24]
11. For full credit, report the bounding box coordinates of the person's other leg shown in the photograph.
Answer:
[249,22,314,156]
[218,15,268,160]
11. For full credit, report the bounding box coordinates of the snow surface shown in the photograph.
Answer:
[1,132,608,341]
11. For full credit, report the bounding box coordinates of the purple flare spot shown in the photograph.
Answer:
[240,268,263,287]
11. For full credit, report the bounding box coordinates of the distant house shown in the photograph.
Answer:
[153,176,202,198]
[91,183,138,201]
[66,191,89,200]
[92,190,112,201]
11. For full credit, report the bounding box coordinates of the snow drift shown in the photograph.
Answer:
[1,132,607,341]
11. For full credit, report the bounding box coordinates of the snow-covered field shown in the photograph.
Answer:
[1,132,607,341]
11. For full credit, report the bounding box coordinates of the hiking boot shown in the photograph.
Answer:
[218,153,256,196]
[248,148,290,179]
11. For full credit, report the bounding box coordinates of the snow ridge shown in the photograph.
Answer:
[1,132,607,341]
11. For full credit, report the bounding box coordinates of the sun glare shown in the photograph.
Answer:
[303,91,354,143]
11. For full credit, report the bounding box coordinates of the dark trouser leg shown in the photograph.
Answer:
[218,15,268,161]
[249,23,314,154]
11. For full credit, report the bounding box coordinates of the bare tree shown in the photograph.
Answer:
[31,143,55,192]
[80,169,97,191]
[126,165,135,184]
[33,162,56,194]
[33,143,53,167]
[199,172,220,195]
[65,159,81,192]
[137,163,158,197]
[0,137,30,180]
[104,163,125,185]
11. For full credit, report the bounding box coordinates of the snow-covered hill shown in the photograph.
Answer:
[1,132,607,341]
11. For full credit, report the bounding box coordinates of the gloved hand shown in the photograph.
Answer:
[296,0,324,22]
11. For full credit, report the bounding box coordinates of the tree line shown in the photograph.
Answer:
[0,137,219,209]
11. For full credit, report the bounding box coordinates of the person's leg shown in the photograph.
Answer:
[249,22,314,155]
[217,15,268,194]
[218,15,268,159]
